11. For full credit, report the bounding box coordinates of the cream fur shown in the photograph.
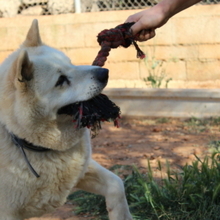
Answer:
[0,19,132,220]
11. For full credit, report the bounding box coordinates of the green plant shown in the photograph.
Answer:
[156,117,170,124]
[68,190,107,219]
[185,117,220,127]
[143,56,172,88]
[209,140,220,153]
[211,117,220,126]
[184,117,205,133]
[184,116,220,133]
[68,154,220,220]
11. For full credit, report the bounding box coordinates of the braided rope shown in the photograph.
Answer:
[61,23,145,136]
[92,22,145,67]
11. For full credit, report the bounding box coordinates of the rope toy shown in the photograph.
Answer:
[58,94,120,137]
[59,23,145,137]
[93,22,145,66]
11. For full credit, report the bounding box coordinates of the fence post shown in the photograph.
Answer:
[75,0,81,13]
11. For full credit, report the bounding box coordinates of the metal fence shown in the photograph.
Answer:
[84,0,220,12]
[1,0,219,17]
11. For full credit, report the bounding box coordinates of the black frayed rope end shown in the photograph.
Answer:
[58,94,121,138]
[63,23,145,137]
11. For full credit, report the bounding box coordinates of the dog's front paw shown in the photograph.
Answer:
[108,210,133,220]
[105,175,133,220]
[107,200,133,220]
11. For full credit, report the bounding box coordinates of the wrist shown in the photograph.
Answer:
[154,0,174,22]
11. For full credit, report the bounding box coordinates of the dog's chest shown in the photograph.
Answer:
[22,148,89,216]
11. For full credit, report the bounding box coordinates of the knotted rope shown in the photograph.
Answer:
[92,22,145,67]
[60,23,146,137]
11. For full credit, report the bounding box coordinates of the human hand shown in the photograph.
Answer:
[125,6,169,41]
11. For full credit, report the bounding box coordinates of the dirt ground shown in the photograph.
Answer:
[27,117,220,220]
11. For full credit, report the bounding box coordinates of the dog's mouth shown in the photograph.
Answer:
[57,94,120,137]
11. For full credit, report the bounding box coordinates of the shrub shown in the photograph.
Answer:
[68,153,220,220]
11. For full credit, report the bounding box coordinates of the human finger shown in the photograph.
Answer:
[135,29,156,41]
[129,20,146,36]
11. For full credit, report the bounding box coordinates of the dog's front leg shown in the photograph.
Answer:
[75,159,133,220]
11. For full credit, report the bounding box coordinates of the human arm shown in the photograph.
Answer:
[125,0,202,41]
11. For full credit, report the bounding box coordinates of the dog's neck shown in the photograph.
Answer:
[10,133,52,178]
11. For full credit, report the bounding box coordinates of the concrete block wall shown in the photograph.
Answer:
[0,4,219,89]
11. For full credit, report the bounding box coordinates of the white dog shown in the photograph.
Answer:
[0,19,132,220]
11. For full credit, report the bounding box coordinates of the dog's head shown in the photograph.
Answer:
[0,20,112,150]
[19,20,109,116]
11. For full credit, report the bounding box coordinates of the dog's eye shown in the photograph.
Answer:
[55,75,70,87]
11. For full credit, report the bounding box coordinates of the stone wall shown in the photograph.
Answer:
[0,4,219,88]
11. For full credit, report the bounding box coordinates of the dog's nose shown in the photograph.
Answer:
[95,68,109,83]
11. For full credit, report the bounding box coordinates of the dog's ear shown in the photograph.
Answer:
[16,50,34,83]
[23,19,42,47]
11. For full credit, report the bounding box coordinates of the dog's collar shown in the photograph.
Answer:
[10,133,51,178]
